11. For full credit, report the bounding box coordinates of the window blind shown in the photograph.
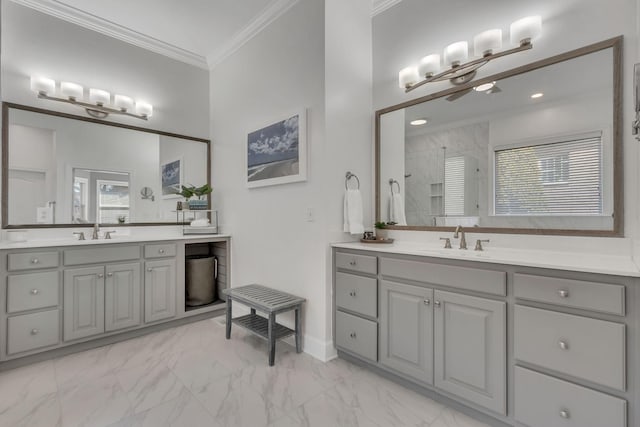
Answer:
[494,133,602,216]
[445,156,465,216]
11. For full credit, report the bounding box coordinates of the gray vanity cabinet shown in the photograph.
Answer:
[104,263,141,332]
[144,259,177,323]
[433,290,506,415]
[379,280,433,384]
[63,266,105,341]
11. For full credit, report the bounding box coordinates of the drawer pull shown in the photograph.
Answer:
[434,300,441,307]
[147,268,153,272]
[31,328,39,335]
[31,258,39,264]
[558,340,569,350]
[159,249,165,254]
[97,273,104,278]
[558,289,569,298]
[349,290,357,297]
[349,332,357,339]
[559,409,570,419]
[349,260,356,266]
[30,289,40,295]
[107,272,113,277]
[424,299,430,305]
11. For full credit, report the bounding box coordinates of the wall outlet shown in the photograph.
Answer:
[305,207,314,222]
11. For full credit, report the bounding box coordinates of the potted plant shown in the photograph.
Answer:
[374,221,388,239]
[179,184,212,210]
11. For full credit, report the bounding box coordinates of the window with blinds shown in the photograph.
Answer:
[445,156,465,216]
[494,132,603,216]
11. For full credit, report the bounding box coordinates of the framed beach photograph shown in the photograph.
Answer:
[161,158,182,198]
[246,109,307,188]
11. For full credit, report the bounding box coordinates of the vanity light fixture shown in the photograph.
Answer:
[399,15,542,93]
[410,119,428,126]
[30,76,153,120]
[531,92,544,99]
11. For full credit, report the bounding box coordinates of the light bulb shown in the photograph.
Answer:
[474,29,502,56]
[135,101,153,117]
[89,88,111,106]
[444,41,468,67]
[60,82,83,101]
[30,76,55,95]
[114,95,134,112]
[398,67,419,89]
[510,16,542,46]
[418,54,441,78]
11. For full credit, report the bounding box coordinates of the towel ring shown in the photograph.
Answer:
[389,179,400,194]
[345,172,360,190]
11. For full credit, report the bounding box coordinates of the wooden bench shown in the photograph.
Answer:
[222,284,305,366]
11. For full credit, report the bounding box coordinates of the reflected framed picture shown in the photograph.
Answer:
[246,109,307,188]
[161,157,182,198]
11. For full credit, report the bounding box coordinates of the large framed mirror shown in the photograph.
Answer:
[2,103,211,228]
[376,37,622,236]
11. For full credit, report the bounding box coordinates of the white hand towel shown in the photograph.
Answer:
[343,189,364,235]
[390,193,407,226]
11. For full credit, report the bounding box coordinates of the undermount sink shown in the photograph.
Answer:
[416,248,489,258]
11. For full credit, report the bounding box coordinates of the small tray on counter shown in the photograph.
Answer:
[360,238,394,244]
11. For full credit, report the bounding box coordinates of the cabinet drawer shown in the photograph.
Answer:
[336,272,377,318]
[64,245,140,266]
[514,305,625,390]
[7,271,59,313]
[335,311,377,361]
[7,309,59,355]
[335,252,377,275]
[514,273,625,315]
[144,243,177,258]
[515,367,626,427]
[380,257,506,296]
[8,251,58,271]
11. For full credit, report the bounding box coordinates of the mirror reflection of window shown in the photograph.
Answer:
[97,180,130,224]
[72,176,89,222]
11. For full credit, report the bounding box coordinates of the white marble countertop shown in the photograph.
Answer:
[0,230,231,250]
[332,241,640,277]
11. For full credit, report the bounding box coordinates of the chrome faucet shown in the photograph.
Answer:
[453,225,467,250]
[92,224,100,240]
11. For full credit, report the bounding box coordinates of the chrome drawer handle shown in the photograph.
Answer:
[349,290,357,297]
[31,328,39,335]
[31,258,39,264]
[434,300,441,307]
[159,249,165,254]
[559,409,570,419]
[349,332,357,339]
[558,289,569,298]
[558,340,569,350]
[30,289,39,295]
[107,272,113,277]
[424,299,430,305]
[349,260,356,266]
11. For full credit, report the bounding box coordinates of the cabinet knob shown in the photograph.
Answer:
[558,289,569,298]
[31,258,39,264]
[559,409,570,419]
[558,340,569,350]
[159,249,165,254]
[424,299,430,305]
[349,260,356,266]
[147,268,153,272]
[434,300,441,307]
[107,272,113,277]
[30,289,39,295]
[31,328,39,335]
[349,332,357,339]
[97,273,104,278]
[349,290,357,297]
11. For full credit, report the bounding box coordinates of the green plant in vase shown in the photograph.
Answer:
[374,221,388,240]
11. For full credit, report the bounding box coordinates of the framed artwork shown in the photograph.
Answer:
[246,109,307,188]
[161,158,182,198]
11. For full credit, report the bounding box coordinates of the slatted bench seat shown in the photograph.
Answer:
[222,284,305,366]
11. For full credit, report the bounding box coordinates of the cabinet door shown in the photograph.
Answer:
[105,262,141,332]
[144,259,176,323]
[379,280,433,384]
[434,290,506,415]
[63,266,105,341]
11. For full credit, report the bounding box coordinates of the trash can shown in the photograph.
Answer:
[185,255,217,306]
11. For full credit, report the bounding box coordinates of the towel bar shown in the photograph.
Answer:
[345,171,360,190]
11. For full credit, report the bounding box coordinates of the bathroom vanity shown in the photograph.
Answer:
[0,233,230,366]
[332,242,639,427]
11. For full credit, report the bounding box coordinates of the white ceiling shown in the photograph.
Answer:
[10,0,397,70]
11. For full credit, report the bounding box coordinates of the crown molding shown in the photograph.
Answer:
[9,0,209,69]
[372,0,403,17]
[206,0,299,69]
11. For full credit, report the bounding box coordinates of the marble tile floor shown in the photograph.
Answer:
[0,317,493,427]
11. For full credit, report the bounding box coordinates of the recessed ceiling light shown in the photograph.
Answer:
[531,92,544,99]
[410,119,428,126]
[474,81,496,92]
